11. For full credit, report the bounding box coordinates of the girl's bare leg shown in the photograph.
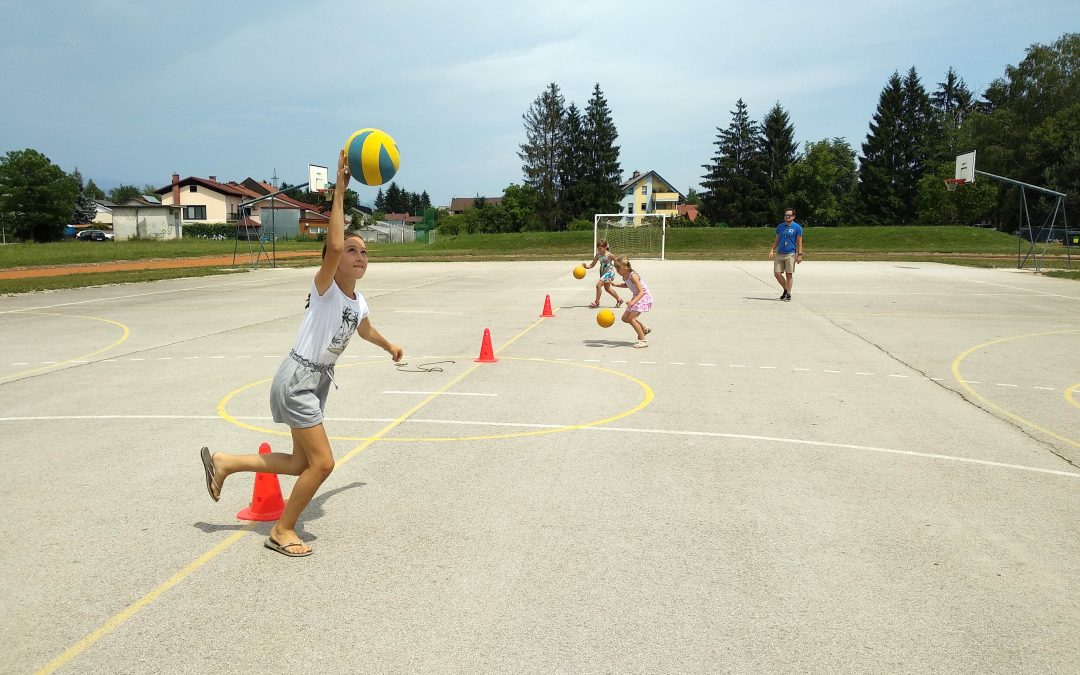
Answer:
[211,425,333,554]
[621,310,645,340]
[603,282,621,303]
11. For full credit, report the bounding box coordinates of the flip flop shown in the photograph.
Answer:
[588,302,600,308]
[265,537,312,557]
[200,446,220,502]
[616,299,624,307]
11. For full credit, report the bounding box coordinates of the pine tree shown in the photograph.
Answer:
[384,182,403,213]
[896,67,937,222]
[559,102,588,219]
[700,99,768,227]
[420,191,431,211]
[857,73,906,224]
[583,83,622,214]
[374,187,386,212]
[760,102,798,216]
[519,83,567,230]
[69,169,99,225]
[84,178,106,201]
[932,67,974,129]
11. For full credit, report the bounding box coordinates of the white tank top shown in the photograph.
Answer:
[292,279,369,366]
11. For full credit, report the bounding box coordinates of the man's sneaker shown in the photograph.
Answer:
[633,339,649,349]
[783,293,792,302]
[780,291,789,300]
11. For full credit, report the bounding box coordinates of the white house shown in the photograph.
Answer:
[111,195,182,240]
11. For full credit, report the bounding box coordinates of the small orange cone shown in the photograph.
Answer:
[236,442,286,521]
[475,328,498,363]
[539,294,554,317]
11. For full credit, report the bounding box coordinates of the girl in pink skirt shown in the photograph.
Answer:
[613,256,653,348]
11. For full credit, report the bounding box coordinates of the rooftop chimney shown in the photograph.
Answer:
[172,173,180,207]
[209,175,217,182]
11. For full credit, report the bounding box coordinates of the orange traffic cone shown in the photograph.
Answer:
[539,294,554,317]
[475,328,498,363]
[236,442,286,521]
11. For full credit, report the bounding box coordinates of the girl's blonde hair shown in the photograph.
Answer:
[597,239,609,249]
[614,255,632,271]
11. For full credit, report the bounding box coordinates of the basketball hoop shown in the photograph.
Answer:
[944,178,965,192]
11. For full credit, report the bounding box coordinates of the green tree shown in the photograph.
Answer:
[857,72,906,224]
[701,98,768,227]
[582,83,623,214]
[969,33,1080,217]
[782,138,857,227]
[70,169,99,225]
[107,184,142,204]
[501,183,540,232]
[84,178,106,201]
[898,67,938,221]
[559,102,588,219]
[519,82,567,230]
[761,102,798,216]
[0,148,79,241]
[916,161,998,225]
[374,187,386,212]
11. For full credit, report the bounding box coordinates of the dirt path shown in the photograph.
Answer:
[0,250,321,280]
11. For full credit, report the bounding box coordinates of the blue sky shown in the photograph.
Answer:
[1,0,1076,207]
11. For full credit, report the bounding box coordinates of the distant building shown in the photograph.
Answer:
[156,174,329,238]
[448,197,502,215]
[92,199,115,226]
[619,170,684,217]
[112,195,182,240]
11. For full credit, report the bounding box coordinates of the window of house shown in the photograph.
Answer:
[189,185,197,192]
[641,202,647,212]
[183,205,207,220]
[640,186,647,195]
[627,204,634,214]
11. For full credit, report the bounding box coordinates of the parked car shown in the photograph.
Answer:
[76,229,111,241]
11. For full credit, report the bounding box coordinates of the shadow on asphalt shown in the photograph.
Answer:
[193,481,366,538]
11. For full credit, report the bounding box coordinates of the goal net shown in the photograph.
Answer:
[593,213,667,260]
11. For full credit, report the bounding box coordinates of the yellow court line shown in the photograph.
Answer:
[218,357,653,443]
[35,314,568,673]
[951,329,1080,450]
[1066,383,1080,411]
[35,529,252,674]
[3,313,129,382]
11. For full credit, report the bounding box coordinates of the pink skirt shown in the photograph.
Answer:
[628,292,652,313]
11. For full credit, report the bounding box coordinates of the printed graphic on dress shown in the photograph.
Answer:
[327,307,359,355]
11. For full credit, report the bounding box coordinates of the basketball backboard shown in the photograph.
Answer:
[307,164,328,192]
[955,151,976,183]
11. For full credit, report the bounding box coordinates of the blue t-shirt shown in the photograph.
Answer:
[775,222,803,254]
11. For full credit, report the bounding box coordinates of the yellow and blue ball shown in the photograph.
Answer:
[344,128,400,186]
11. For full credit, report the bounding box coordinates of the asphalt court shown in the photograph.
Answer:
[2,260,1080,672]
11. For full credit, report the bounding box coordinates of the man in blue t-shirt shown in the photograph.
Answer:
[768,208,803,301]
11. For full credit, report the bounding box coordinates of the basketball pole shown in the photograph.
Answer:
[971,170,1070,272]
[232,182,309,268]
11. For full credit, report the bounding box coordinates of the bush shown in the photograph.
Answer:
[567,217,593,231]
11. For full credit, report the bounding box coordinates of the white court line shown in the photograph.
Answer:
[730,364,747,368]
[641,361,656,364]
[8,413,1074,480]
[613,360,628,363]
[995,383,1018,387]
[670,362,686,365]
[383,390,497,397]
[929,377,944,381]
[824,370,841,374]
[1035,386,1055,391]
[760,366,777,369]
[793,368,809,371]
[856,372,875,376]
[701,363,717,367]
[889,374,908,378]
[969,279,1080,301]
[0,278,265,314]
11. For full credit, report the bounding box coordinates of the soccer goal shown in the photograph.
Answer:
[593,213,667,260]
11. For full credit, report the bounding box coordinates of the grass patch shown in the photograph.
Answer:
[0,267,249,295]
[0,239,321,269]
[1044,269,1080,281]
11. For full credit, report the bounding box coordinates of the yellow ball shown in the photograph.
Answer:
[597,309,615,328]
[573,265,586,279]
[344,128,400,186]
